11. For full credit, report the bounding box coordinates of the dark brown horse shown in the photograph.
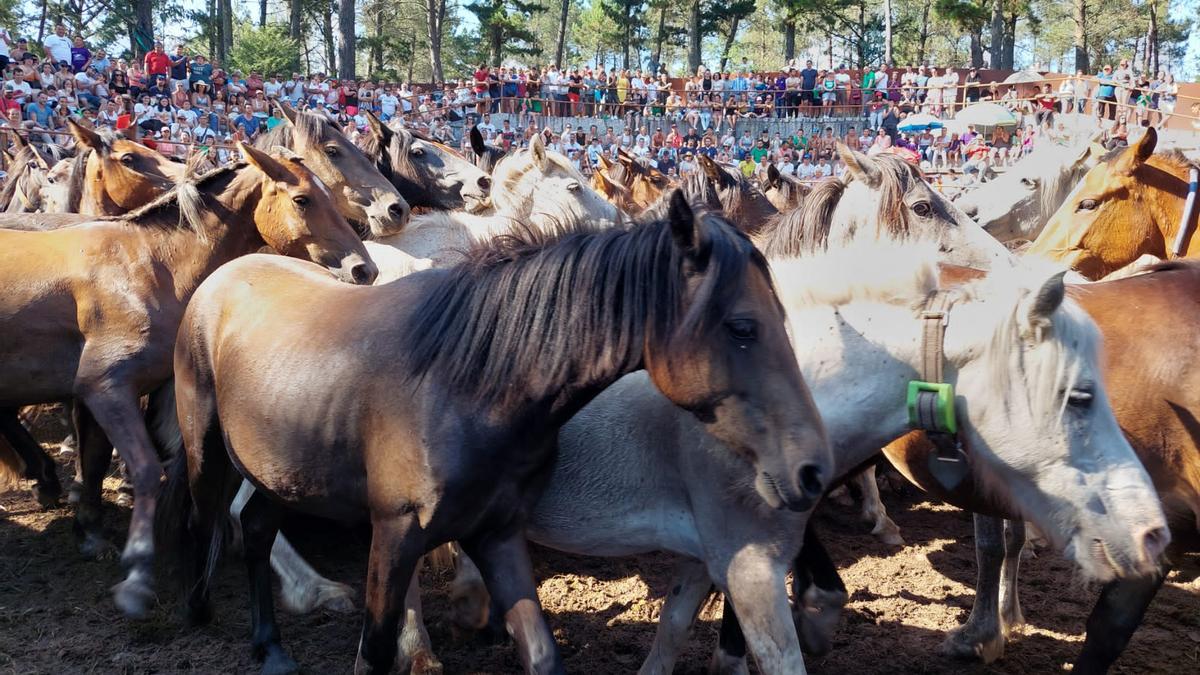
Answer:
[359,115,491,212]
[0,143,375,618]
[165,192,830,674]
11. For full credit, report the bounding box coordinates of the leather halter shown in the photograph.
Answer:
[1170,165,1200,258]
[908,290,970,490]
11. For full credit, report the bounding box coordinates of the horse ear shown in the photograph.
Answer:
[1132,126,1156,165]
[597,172,627,198]
[667,189,699,254]
[277,101,300,125]
[469,125,487,158]
[597,153,614,170]
[1021,271,1067,338]
[699,154,721,182]
[766,162,781,188]
[529,133,549,171]
[836,143,881,188]
[364,110,386,140]
[31,148,51,170]
[10,130,28,150]
[240,142,294,183]
[67,118,104,151]
[271,145,305,163]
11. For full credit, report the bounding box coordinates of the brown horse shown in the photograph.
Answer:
[1027,127,1199,279]
[761,163,810,213]
[260,104,410,236]
[165,192,830,674]
[358,115,491,213]
[0,143,375,619]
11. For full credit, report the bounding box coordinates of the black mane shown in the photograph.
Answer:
[402,204,764,405]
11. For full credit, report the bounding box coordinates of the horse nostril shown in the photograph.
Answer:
[798,464,825,499]
[388,202,409,221]
[477,176,491,191]
[350,262,377,285]
[1140,525,1171,562]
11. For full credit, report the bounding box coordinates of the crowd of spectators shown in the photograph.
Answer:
[0,24,1188,186]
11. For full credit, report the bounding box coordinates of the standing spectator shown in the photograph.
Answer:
[964,68,981,103]
[43,24,72,66]
[69,35,91,73]
[144,41,171,82]
[0,28,11,73]
[1095,64,1117,121]
[800,60,818,110]
[940,67,959,113]
[1057,76,1075,114]
[1155,72,1177,127]
[1112,58,1134,104]
[1035,83,1056,127]
[168,45,190,92]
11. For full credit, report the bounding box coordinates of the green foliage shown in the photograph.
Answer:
[466,0,548,64]
[228,23,301,76]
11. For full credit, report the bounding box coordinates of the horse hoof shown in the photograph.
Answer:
[939,624,1005,664]
[261,648,299,675]
[115,492,134,508]
[410,649,444,675]
[66,480,82,505]
[80,533,119,560]
[112,578,156,619]
[707,647,750,675]
[450,580,490,630]
[797,586,847,656]
[34,482,62,510]
[316,583,356,614]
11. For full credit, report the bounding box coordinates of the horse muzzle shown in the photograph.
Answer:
[326,252,379,285]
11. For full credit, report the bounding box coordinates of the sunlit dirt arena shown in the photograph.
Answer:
[2,441,1196,674]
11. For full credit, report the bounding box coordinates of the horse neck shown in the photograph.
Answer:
[1141,162,1194,256]
[143,169,268,295]
[786,300,923,477]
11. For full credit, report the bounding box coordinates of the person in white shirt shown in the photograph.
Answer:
[815,160,832,177]
[43,24,71,66]
[399,84,414,113]
[284,74,303,104]
[795,156,816,179]
[940,68,959,111]
[263,75,284,98]
[477,113,496,136]
[378,89,399,120]
[776,156,796,176]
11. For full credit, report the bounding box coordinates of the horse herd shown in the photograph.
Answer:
[0,108,1196,675]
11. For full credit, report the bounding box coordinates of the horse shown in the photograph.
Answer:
[371,133,619,268]
[955,135,1105,243]
[0,139,53,212]
[260,104,410,237]
[0,143,375,619]
[164,192,831,674]
[466,125,508,174]
[1026,127,1199,279]
[760,163,809,213]
[358,115,491,213]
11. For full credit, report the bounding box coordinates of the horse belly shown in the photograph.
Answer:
[0,281,82,405]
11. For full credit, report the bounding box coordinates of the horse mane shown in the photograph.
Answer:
[401,207,763,405]
[1101,144,1195,171]
[761,154,917,257]
[257,109,334,151]
[119,158,241,235]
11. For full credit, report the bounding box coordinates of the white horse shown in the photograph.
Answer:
[955,136,1105,243]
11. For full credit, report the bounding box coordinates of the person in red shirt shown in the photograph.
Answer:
[144,40,171,79]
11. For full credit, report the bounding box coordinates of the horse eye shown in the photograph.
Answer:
[119,154,135,165]
[726,318,757,342]
[1020,177,1037,188]
[411,146,425,157]
[1067,389,1094,409]
[1077,198,1098,211]
[324,146,339,157]
[911,201,932,218]
[292,195,310,206]
[567,181,581,192]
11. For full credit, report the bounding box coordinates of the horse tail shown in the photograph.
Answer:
[0,437,26,490]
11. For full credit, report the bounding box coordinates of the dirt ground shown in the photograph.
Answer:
[2,422,1198,674]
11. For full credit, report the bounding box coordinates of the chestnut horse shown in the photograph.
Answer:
[1027,127,1199,279]
[0,143,375,618]
[164,193,831,674]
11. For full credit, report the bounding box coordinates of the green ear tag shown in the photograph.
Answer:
[907,381,957,434]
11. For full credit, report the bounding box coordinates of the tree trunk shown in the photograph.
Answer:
[37,0,48,43]
[290,0,304,40]
[1145,0,1158,75]
[687,0,701,73]
[131,0,154,59]
[208,0,217,59]
[917,0,930,64]
[489,25,502,66]
[1002,11,1016,70]
[652,5,668,72]
[427,0,446,84]
[260,0,268,28]
[337,0,356,79]
[370,2,383,76]
[783,20,796,63]
[989,0,1003,69]
[322,1,337,74]
[622,1,631,69]
[719,17,741,71]
[1072,0,1089,73]
[883,0,893,66]
[969,30,984,68]
[219,0,233,64]
[554,0,570,69]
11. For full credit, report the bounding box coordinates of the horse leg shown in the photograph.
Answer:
[639,559,714,675]
[77,387,163,618]
[717,549,805,674]
[1073,571,1169,674]
[397,567,443,675]
[0,407,62,508]
[354,515,423,675]
[462,530,565,674]
[228,480,356,615]
[448,543,490,631]
[710,602,750,675]
[241,489,299,675]
[72,402,119,558]
[998,519,1025,632]
[940,513,1006,663]
[791,525,848,656]
[854,464,904,546]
